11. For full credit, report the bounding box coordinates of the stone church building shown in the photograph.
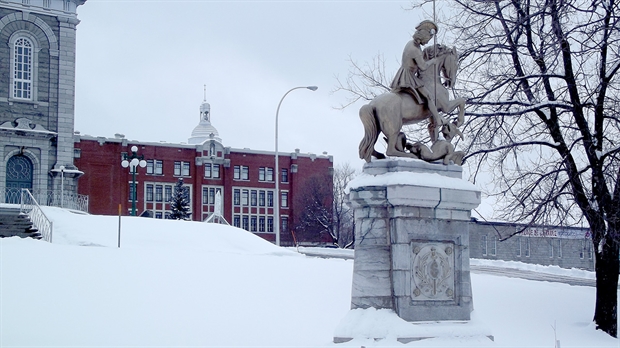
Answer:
[0,0,86,204]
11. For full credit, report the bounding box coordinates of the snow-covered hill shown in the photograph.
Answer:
[1,206,617,347]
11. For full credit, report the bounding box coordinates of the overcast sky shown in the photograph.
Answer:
[72,0,440,167]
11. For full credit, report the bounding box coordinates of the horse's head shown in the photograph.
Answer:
[422,44,459,89]
[441,47,459,89]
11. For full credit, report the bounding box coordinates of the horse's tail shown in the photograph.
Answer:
[359,103,379,163]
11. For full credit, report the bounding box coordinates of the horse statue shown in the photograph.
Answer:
[358,44,466,163]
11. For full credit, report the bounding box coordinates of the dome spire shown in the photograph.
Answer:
[189,89,221,145]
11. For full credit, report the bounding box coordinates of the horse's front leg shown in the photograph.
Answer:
[437,97,466,127]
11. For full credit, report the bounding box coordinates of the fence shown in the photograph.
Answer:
[4,188,88,213]
[19,189,53,243]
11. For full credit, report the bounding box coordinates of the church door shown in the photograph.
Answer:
[5,155,33,203]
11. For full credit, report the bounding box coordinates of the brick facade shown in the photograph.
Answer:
[74,134,334,246]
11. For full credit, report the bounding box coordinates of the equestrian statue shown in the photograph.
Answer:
[358,20,466,164]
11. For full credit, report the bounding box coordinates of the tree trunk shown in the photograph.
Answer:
[594,235,619,337]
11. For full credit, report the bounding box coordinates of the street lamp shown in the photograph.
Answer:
[59,165,65,208]
[274,86,318,246]
[121,145,147,216]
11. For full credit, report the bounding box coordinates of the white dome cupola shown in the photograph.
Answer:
[189,89,222,145]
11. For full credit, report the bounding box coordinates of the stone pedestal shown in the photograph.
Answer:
[348,159,481,322]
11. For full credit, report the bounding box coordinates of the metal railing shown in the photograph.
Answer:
[20,189,53,243]
[4,188,88,213]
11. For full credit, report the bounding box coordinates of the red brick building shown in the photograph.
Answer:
[73,99,334,245]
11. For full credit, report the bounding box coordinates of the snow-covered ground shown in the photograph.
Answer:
[1,206,618,347]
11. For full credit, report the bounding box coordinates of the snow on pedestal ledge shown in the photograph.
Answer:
[333,308,494,344]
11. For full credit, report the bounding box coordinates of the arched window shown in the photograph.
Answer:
[12,37,33,100]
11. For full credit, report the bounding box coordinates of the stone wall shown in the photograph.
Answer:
[470,222,595,271]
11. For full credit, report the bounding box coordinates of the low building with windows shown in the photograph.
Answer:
[73,98,334,245]
[1,0,86,205]
[470,220,594,271]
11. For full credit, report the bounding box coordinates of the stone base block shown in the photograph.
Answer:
[333,308,493,344]
[347,159,481,323]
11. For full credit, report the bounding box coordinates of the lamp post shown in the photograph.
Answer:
[121,145,147,216]
[274,86,318,246]
[59,165,65,208]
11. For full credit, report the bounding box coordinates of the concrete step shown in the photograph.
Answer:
[0,207,38,240]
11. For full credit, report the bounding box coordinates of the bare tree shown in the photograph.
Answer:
[335,0,620,337]
[294,165,357,248]
[333,163,357,248]
[294,173,334,245]
[443,0,620,337]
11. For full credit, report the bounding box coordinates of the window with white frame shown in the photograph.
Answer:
[525,237,531,257]
[266,168,273,182]
[481,235,487,256]
[146,184,154,201]
[549,240,554,258]
[267,217,274,233]
[241,189,249,206]
[12,37,33,100]
[259,190,265,206]
[251,216,257,232]
[155,185,163,202]
[205,163,212,178]
[129,182,137,202]
[213,164,220,178]
[233,189,240,206]
[241,166,249,180]
[233,215,240,228]
[557,239,562,258]
[251,190,257,206]
[259,167,265,181]
[174,161,191,176]
[165,186,172,202]
[281,168,289,183]
[267,191,274,207]
[281,191,288,208]
[202,186,222,205]
[146,160,163,175]
[234,165,249,180]
[242,216,249,230]
[259,217,265,232]
[281,216,289,233]
[490,236,497,256]
[516,236,521,257]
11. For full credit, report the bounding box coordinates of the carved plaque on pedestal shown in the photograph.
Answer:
[411,242,455,301]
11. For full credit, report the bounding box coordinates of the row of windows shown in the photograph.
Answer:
[481,236,593,259]
[233,165,289,183]
[146,160,222,179]
[232,215,289,233]
[20,0,72,10]
[145,184,173,203]
[232,189,288,208]
[202,187,223,205]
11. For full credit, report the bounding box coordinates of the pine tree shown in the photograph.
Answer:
[169,178,190,220]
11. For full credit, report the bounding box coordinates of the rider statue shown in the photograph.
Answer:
[390,20,446,131]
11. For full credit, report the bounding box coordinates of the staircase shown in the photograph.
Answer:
[0,206,41,239]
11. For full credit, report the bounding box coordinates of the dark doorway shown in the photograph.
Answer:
[5,155,33,203]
